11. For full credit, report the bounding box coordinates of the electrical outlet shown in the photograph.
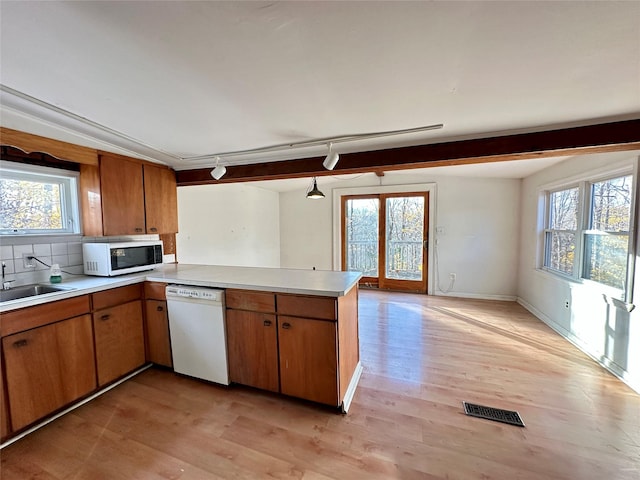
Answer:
[450,273,456,281]
[22,253,35,268]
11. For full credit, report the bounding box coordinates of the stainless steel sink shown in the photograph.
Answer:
[0,284,74,302]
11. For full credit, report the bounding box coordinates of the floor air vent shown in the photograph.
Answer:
[463,402,525,427]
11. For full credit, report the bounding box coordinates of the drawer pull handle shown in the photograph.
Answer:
[13,339,28,348]
[100,314,111,321]
[135,227,143,232]
[282,322,291,330]
[263,320,272,327]
[157,306,164,312]
[150,227,158,232]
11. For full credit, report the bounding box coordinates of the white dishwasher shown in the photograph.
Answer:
[165,285,229,385]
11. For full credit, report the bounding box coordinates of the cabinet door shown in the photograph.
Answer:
[145,300,172,367]
[94,300,145,386]
[143,164,178,234]
[1,353,9,439]
[100,154,145,235]
[226,309,279,392]
[2,314,96,431]
[278,316,339,406]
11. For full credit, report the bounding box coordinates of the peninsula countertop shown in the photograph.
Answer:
[0,264,363,313]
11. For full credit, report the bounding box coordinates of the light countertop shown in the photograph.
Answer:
[0,264,362,313]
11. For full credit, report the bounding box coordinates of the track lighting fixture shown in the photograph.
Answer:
[210,156,226,180]
[306,177,325,199]
[323,142,339,170]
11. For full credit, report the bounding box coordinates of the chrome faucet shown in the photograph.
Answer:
[2,261,15,290]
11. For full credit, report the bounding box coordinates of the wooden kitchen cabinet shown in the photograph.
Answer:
[1,356,10,439]
[93,285,145,386]
[145,300,172,367]
[143,282,172,367]
[226,309,279,392]
[225,288,359,408]
[100,153,146,236]
[278,316,338,406]
[144,164,178,234]
[2,314,96,431]
[98,153,178,236]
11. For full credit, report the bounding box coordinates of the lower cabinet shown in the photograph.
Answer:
[226,309,279,392]
[226,289,352,407]
[93,300,145,386]
[2,314,96,431]
[1,361,8,439]
[278,316,338,406]
[145,299,173,367]
[143,282,172,368]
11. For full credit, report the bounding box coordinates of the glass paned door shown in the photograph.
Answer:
[342,192,428,293]
[343,196,380,286]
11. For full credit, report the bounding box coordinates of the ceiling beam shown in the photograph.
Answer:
[176,119,640,186]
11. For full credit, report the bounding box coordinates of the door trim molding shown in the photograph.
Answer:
[332,183,437,295]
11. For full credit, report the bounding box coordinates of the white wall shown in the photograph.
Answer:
[518,150,640,393]
[176,184,280,267]
[280,171,521,299]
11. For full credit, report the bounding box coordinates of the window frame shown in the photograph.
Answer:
[0,160,81,236]
[540,163,637,302]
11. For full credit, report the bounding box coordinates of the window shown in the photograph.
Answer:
[0,161,80,235]
[543,173,634,296]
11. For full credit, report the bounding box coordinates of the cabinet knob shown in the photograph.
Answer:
[282,322,291,330]
[100,314,111,321]
[263,319,272,327]
[13,339,28,348]
[157,305,164,312]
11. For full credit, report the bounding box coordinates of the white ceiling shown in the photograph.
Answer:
[1,1,639,175]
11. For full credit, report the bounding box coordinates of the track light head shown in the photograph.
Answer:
[210,156,227,180]
[323,143,339,170]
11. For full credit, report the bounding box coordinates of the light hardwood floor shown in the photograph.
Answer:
[1,291,639,479]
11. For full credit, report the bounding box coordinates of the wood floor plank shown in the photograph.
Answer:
[1,291,638,479]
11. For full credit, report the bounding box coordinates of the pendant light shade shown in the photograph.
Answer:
[323,142,339,170]
[306,177,325,199]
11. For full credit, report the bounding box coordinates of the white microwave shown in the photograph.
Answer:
[83,241,164,276]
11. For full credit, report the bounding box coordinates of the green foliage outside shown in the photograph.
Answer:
[0,179,63,230]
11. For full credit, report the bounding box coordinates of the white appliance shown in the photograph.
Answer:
[83,241,163,276]
[165,285,229,385]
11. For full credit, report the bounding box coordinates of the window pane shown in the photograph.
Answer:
[549,187,578,229]
[345,198,379,276]
[545,231,575,275]
[583,233,628,289]
[590,176,632,232]
[0,178,64,230]
[385,196,424,280]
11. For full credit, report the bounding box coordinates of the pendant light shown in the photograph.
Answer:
[306,177,325,199]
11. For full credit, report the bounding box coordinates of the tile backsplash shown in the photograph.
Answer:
[1,234,169,287]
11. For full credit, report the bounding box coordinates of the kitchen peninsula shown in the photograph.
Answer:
[0,264,362,443]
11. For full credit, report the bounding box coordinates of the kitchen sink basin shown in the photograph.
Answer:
[0,284,74,302]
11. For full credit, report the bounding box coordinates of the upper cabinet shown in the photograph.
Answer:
[98,153,178,236]
[100,153,146,236]
[143,163,178,235]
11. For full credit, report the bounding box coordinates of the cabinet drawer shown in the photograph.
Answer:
[277,294,337,321]
[1,295,91,337]
[226,289,276,313]
[92,284,142,310]
[144,281,167,300]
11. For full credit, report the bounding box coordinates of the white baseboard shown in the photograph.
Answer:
[435,291,517,301]
[517,297,640,395]
[341,361,363,413]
